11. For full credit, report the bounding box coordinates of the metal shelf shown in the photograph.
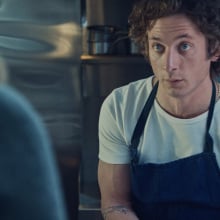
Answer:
[80,54,146,64]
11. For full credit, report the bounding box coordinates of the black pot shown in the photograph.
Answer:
[87,25,128,55]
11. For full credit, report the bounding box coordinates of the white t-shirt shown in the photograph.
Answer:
[98,76,220,167]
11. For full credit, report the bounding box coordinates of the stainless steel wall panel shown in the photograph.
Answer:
[8,61,81,113]
[0,1,83,219]
[0,0,81,61]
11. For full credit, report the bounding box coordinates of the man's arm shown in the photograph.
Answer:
[98,160,139,220]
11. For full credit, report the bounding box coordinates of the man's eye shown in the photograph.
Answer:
[179,43,191,51]
[153,44,164,53]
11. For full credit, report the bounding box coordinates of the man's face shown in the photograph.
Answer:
[147,14,216,98]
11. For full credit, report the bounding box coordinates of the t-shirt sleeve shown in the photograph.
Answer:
[98,92,131,164]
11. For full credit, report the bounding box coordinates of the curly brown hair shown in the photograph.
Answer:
[128,0,220,77]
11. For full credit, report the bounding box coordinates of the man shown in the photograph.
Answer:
[98,0,220,219]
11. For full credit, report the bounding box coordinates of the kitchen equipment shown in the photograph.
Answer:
[87,25,130,55]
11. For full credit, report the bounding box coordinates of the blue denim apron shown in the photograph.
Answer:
[130,80,220,219]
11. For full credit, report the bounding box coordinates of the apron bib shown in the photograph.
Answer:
[130,80,220,219]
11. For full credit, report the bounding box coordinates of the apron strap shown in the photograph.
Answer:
[204,80,216,152]
[130,79,216,164]
[130,81,158,164]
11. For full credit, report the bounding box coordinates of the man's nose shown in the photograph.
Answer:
[164,49,179,73]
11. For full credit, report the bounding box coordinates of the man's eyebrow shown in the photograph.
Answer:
[149,33,193,41]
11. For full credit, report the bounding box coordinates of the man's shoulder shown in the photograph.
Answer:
[111,76,153,98]
[101,76,153,115]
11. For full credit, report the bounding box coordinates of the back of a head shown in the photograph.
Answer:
[0,84,68,220]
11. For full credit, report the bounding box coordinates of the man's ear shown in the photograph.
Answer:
[210,41,220,62]
[211,48,220,62]
[211,55,220,62]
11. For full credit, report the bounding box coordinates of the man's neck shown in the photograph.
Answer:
[155,81,213,119]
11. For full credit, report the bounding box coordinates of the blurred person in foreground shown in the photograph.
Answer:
[0,58,67,220]
[98,0,220,219]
